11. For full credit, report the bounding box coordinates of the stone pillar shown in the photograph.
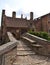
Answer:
[12,11,16,18]
[2,10,5,15]
[21,14,23,19]
[0,55,5,65]
[1,10,6,44]
[30,12,33,20]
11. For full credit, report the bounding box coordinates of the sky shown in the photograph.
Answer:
[0,0,50,26]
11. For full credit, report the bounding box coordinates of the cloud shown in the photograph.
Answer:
[1,0,50,19]
[3,4,12,16]
[22,0,50,16]
[0,0,50,26]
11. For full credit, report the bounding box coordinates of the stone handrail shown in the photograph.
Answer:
[7,32,17,42]
[27,33,50,44]
[25,33,50,56]
[0,32,19,65]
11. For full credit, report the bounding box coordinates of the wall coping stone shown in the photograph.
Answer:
[27,33,50,43]
[0,41,18,55]
[0,32,19,55]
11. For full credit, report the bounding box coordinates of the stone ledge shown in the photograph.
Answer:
[27,33,50,44]
[0,41,17,55]
[23,33,50,56]
[7,32,17,42]
[0,32,19,65]
[0,32,19,55]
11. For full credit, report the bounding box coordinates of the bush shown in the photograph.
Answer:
[48,37,50,41]
[28,30,50,41]
[39,32,48,39]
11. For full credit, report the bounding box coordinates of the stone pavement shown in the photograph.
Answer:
[13,40,50,65]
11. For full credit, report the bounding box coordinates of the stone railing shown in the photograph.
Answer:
[0,32,18,65]
[23,33,50,56]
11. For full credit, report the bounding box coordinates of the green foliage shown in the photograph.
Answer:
[48,37,50,41]
[28,30,50,41]
[39,32,48,39]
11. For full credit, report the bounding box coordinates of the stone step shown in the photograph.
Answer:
[17,47,31,51]
[13,63,32,65]
[17,52,35,55]
[17,50,35,56]
[17,45,31,47]
[17,49,32,51]
[32,44,42,48]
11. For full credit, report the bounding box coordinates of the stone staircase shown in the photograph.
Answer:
[6,32,50,65]
[21,34,42,54]
[17,40,35,56]
[13,40,36,65]
[13,40,49,65]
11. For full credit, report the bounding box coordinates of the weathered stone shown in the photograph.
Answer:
[0,32,18,65]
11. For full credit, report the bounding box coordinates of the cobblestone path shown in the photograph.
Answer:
[13,40,50,65]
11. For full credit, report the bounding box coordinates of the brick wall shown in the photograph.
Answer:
[41,16,48,32]
[34,18,42,32]
[34,14,50,32]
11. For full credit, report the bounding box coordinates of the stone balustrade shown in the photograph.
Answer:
[0,32,19,65]
[22,33,50,56]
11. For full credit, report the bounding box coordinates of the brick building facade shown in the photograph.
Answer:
[1,10,34,43]
[1,10,50,43]
[34,13,50,32]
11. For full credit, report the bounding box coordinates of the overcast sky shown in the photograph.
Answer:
[0,0,50,26]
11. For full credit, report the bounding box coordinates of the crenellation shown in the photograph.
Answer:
[2,10,5,16]
[12,11,16,18]
[30,12,33,20]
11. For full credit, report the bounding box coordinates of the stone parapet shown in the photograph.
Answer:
[0,32,19,65]
[23,33,50,56]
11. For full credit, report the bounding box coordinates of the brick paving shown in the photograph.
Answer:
[13,40,50,65]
